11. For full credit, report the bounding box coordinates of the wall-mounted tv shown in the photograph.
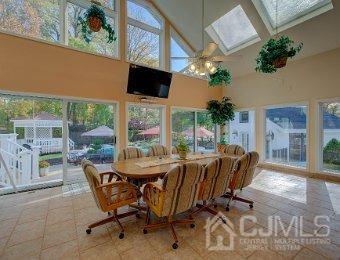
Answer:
[127,64,172,99]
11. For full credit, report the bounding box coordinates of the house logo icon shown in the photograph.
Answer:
[205,211,237,251]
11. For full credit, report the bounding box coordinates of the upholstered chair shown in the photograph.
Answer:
[223,151,259,211]
[219,144,246,157]
[142,162,204,249]
[190,156,237,218]
[171,146,178,154]
[118,147,145,161]
[148,144,169,157]
[81,160,140,239]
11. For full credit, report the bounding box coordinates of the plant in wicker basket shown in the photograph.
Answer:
[79,4,117,44]
[255,35,303,73]
[208,67,232,87]
[176,135,189,160]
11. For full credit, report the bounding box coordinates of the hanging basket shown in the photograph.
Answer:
[272,56,288,69]
[88,16,102,32]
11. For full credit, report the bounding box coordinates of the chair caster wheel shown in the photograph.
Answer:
[172,243,178,249]
[249,204,254,209]
[190,223,195,228]
[226,206,230,211]
[86,228,91,234]
[221,218,227,224]
[143,229,148,234]
[119,232,124,239]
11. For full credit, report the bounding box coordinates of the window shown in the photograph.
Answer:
[67,1,118,57]
[229,110,255,152]
[319,101,340,175]
[127,104,165,154]
[205,5,260,54]
[0,0,60,42]
[265,105,308,168]
[170,29,193,72]
[171,108,216,153]
[127,0,163,68]
[252,0,333,34]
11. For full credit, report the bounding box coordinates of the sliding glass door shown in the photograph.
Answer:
[66,101,117,183]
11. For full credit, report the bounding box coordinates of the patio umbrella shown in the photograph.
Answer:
[182,127,214,138]
[81,125,114,137]
[139,126,160,136]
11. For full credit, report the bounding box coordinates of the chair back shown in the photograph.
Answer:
[81,159,106,211]
[118,147,144,161]
[230,151,259,190]
[148,144,169,157]
[201,156,237,201]
[223,144,246,157]
[161,162,203,216]
[171,146,178,154]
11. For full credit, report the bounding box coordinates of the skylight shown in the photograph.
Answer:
[253,0,333,34]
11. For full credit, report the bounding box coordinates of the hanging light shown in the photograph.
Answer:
[209,66,217,74]
[205,61,212,69]
[189,64,196,72]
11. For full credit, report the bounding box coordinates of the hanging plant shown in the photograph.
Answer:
[255,35,303,73]
[78,4,117,44]
[208,67,232,87]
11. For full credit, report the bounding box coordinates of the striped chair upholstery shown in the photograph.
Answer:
[118,147,144,161]
[230,151,259,190]
[171,146,178,154]
[148,144,169,157]
[200,156,237,201]
[219,144,245,157]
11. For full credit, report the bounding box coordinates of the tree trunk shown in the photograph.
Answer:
[219,123,229,144]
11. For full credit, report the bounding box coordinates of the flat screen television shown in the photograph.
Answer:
[127,64,172,98]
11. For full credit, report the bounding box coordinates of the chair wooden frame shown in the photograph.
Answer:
[82,164,139,239]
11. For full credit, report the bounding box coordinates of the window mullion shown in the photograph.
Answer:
[127,17,161,35]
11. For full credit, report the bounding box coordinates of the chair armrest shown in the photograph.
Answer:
[99,171,122,183]
[96,181,138,205]
[143,182,165,217]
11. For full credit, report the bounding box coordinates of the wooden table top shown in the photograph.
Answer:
[112,153,222,179]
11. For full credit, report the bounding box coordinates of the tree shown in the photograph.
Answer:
[323,138,340,165]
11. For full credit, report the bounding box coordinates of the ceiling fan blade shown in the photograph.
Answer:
[171,57,197,61]
[179,63,193,73]
[202,42,218,57]
[211,55,242,62]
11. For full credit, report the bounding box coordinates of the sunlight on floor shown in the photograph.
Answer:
[325,182,340,214]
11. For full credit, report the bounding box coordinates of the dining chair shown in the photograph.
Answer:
[118,147,145,161]
[190,156,237,218]
[142,162,204,249]
[148,144,169,156]
[171,146,178,154]
[219,144,245,157]
[223,151,259,211]
[81,159,141,239]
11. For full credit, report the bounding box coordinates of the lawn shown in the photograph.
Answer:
[323,163,340,173]
[39,153,62,161]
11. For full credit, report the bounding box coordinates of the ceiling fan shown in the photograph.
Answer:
[171,0,241,77]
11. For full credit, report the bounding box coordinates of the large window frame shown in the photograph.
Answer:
[170,106,217,153]
[125,0,164,69]
[126,102,166,151]
[262,102,309,170]
[316,97,340,177]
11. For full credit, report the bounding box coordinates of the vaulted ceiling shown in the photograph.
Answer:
[153,0,340,78]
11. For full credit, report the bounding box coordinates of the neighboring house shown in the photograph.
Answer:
[229,108,340,166]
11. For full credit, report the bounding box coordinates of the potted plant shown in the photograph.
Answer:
[176,136,190,160]
[39,160,50,177]
[255,35,303,73]
[209,67,232,87]
[79,3,117,44]
[207,97,235,149]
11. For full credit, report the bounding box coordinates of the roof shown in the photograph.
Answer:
[267,107,340,129]
[81,126,114,137]
[12,112,61,121]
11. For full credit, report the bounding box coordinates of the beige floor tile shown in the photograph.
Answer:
[46,206,74,226]
[43,219,77,249]
[205,250,245,260]
[40,239,79,260]
[119,240,162,260]
[18,206,48,224]
[0,236,9,256]
[293,247,325,260]
[248,249,287,260]
[161,240,203,260]
[77,224,111,252]
[80,241,121,260]
[1,237,42,260]
[0,219,17,239]
[48,196,73,210]
[7,219,45,246]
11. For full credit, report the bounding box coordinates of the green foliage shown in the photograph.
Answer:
[206,97,236,125]
[209,67,232,87]
[323,138,340,165]
[177,135,189,152]
[79,4,116,44]
[255,35,303,73]
[88,138,103,153]
[39,160,50,169]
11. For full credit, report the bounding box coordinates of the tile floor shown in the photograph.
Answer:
[0,170,339,260]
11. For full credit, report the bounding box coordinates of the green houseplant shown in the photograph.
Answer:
[176,135,189,160]
[206,97,235,147]
[79,4,117,44]
[255,35,303,73]
[209,67,232,87]
[39,160,50,177]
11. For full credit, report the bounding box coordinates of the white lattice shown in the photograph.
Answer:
[36,128,51,139]
[25,127,34,139]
